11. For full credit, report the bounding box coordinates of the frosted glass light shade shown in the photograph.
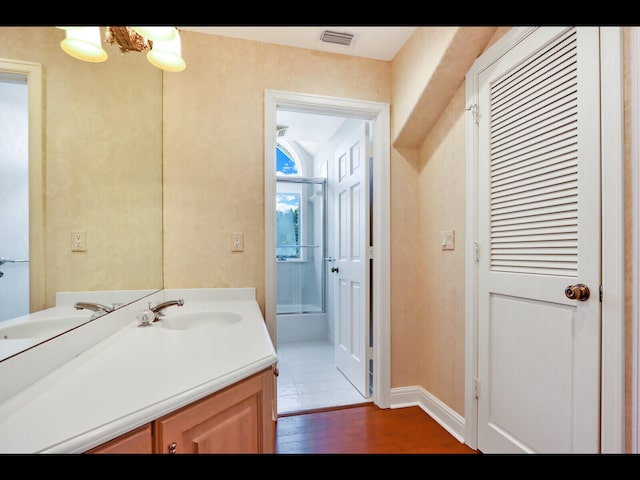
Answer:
[146,33,186,72]
[132,27,177,42]
[60,27,108,63]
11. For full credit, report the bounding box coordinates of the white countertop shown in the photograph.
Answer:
[0,288,277,453]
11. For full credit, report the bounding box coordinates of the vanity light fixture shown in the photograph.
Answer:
[58,27,107,63]
[57,26,186,72]
[145,30,186,72]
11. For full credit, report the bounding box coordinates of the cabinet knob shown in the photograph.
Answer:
[168,442,177,454]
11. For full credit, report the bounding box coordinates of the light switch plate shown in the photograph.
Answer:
[441,230,455,251]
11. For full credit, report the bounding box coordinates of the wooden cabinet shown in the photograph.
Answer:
[155,368,275,454]
[86,424,153,454]
[86,367,275,454]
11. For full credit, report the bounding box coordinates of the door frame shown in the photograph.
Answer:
[264,89,391,409]
[0,58,44,315]
[464,27,625,452]
[631,26,640,454]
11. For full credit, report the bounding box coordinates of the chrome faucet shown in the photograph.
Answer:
[74,302,114,319]
[150,299,184,322]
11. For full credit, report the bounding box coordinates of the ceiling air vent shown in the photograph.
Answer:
[320,30,354,46]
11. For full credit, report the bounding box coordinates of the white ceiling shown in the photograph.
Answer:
[276,110,347,156]
[179,26,417,61]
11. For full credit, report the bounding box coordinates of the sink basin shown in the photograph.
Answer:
[159,312,241,331]
[0,317,90,340]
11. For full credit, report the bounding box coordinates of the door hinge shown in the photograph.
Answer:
[368,346,374,360]
[474,379,480,399]
[599,284,603,303]
[473,241,479,263]
[466,103,479,125]
[368,245,374,260]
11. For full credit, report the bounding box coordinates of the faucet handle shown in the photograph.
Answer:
[137,308,156,327]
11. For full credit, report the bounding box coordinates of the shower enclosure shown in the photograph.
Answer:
[276,177,327,343]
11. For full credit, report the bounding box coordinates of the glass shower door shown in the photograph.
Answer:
[276,178,326,315]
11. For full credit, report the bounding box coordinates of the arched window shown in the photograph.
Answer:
[276,141,300,176]
[276,141,301,259]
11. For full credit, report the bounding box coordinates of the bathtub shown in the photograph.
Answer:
[277,308,328,344]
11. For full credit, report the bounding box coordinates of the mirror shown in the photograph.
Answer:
[0,27,163,361]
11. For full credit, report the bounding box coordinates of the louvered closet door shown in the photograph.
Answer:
[477,27,601,453]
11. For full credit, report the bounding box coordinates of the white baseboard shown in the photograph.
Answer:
[390,385,467,445]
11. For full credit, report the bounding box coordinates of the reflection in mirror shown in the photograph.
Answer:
[0,71,31,322]
[0,27,164,361]
[0,289,157,361]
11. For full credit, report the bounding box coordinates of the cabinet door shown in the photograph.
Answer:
[155,369,275,454]
[86,424,153,454]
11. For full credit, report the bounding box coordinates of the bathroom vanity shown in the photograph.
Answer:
[0,288,278,454]
[87,367,274,454]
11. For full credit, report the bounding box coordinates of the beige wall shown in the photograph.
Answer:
[161,31,391,312]
[391,27,458,141]
[415,84,468,413]
[388,27,505,415]
[392,27,500,149]
[0,27,163,309]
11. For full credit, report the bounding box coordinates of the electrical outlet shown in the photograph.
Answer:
[71,230,86,252]
[231,232,244,252]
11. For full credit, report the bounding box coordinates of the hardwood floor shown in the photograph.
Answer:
[275,403,478,454]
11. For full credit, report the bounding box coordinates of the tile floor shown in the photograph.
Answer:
[276,339,369,415]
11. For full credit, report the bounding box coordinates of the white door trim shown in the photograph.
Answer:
[264,89,391,409]
[631,26,640,454]
[464,27,625,453]
[0,58,44,314]
[599,26,625,454]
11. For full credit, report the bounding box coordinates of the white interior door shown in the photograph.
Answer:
[476,27,602,453]
[333,122,370,398]
[0,76,30,322]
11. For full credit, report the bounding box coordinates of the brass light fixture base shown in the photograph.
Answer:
[105,26,150,54]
